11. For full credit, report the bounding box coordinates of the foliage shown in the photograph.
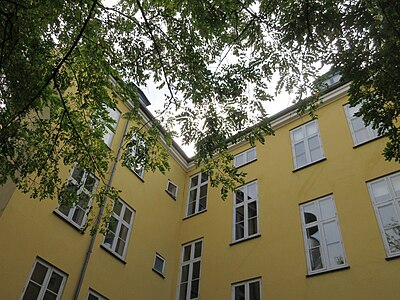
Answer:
[0,0,399,215]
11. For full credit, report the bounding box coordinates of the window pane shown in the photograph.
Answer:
[303,203,317,224]
[179,283,188,300]
[377,204,399,228]
[249,281,261,300]
[88,294,99,300]
[236,190,244,204]
[189,190,197,203]
[190,175,198,188]
[248,217,258,236]
[294,141,306,156]
[113,200,123,216]
[72,207,85,226]
[194,242,202,258]
[119,224,129,241]
[23,282,41,300]
[370,180,391,203]
[43,290,57,300]
[235,222,245,240]
[47,271,63,293]
[236,206,244,222]
[292,128,303,142]
[123,208,133,224]
[323,221,340,244]
[187,200,196,216]
[31,262,48,284]
[306,121,317,136]
[319,198,335,220]
[115,238,126,256]
[326,242,345,267]
[235,154,244,167]
[181,265,189,282]
[307,226,321,248]
[234,285,245,300]
[84,175,96,192]
[77,193,90,208]
[390,174,400,197]
[247,183,257,201]
[154,256,164,272]
[71,168,84,183]
[201,173,208,183]
[384,227,400,253]
[248,202,257,218]
[247,148,256,162]
[190,279,199,299]
[192,261,200,279]
[309,248,323,270]
[183,245,191,262]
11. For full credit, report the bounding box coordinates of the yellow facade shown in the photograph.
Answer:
[0,82,399,299]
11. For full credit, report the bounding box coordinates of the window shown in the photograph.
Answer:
[102,198,135,260]
[22,258,67,300]
[178,239,203,300]
[166,180,178,199]
[126,133,147,179]
[153,253,166,276]
[300,195,347,274]
[290,120,325,169]
[233,181,259,242]
[103,107,121,147]
[88,289,108,300]
[57,166,98,229]
[232,278,262,300]
[186,173,208,216]
[234,148,257,168]
[344,103,379,146]
[367,172,400,257]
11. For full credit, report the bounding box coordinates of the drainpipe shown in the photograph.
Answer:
[74,118,130,300]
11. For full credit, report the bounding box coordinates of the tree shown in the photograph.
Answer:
[0,0,399,208]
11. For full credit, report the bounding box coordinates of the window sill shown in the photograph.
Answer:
[165,190,176,200]
[127,167,145,182]
[235,159,257,169]
[100,244,127,264]
[385,254,400,261]
[293,158,327,173]
[152,268,165,278]
[230,234,261,246]
[306,265,350,277]
[353,135,384,149]
[53,211,85,234]
[183,209,207,220]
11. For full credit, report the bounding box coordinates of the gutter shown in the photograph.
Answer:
[73,118,130,300]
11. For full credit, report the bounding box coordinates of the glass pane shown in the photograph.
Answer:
[179,283,188,300]
[292,127,303,142]
[113,201,123,216]
[234,285,245,300]
[249,281,261,300]
[307,226,321,248]
[23,282,41,300]
[119,224,129,241]
[201,173,208,183]
[295,153,307,167]
[154,256,164,272]
[72,207,85,226]
[247,148,256,162]
[199,185,207,198]
[43,291,57,300]
[88,294,99,300]
[190,175,198,188]
[198,196,207,212]
[294,141,306,156]
[189,190,197,203]
[58,205,71,217]
[115,238,126,255]
[236,190,244,204]
[390,174,400,197]
[194,241,202,258]
[354,126,369,144]
[236,206,244,222]
[84,175,96,192]
[192,261,201,279]
[247,183,257,201]
[323,221,340,244]
[309,248,323,270]
[306,121,317,136]
[104,231,115,246]
[187,201,196,215]
[352,116,366,132]
[190,279,199,299]
[370,180,391,203]
[31,262,48,284]
[327,242,345,267]
[235,222,245,240]
[235,154,244,167]
[248,217,258,235]
[77,193,90,208]
[347,104,360,117]
[47,271,63,293]
[123,208,133,224]
[303,203,317,224]
[71,167,84,183]
[181,265,189,282]
[310,147,323,162]
[168,182,177,196]
[378,204,399,228]
[248,202,257,218]
[183,245,191,262]
[384,227,400,253]
[319,198,335,220]
[308,135,321,151]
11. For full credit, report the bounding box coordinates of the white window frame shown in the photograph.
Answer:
[166,180,178,199]
[102,198,135,260]
[177,239,203,300]
[56,165,98,229]
[103,106,121,148]
[233,181,259,242]
[153,253,166,276]
[22,258,67,300]
[88,289,108,300]
[367,172,400,257]
[290,120,325,169]
[344,103,379,146]
[232,278,262,300]
[234,148,257,168]
[300,195,348,275]
[186,173,208,217]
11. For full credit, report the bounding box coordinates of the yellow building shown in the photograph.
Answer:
[0,80,399,300]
